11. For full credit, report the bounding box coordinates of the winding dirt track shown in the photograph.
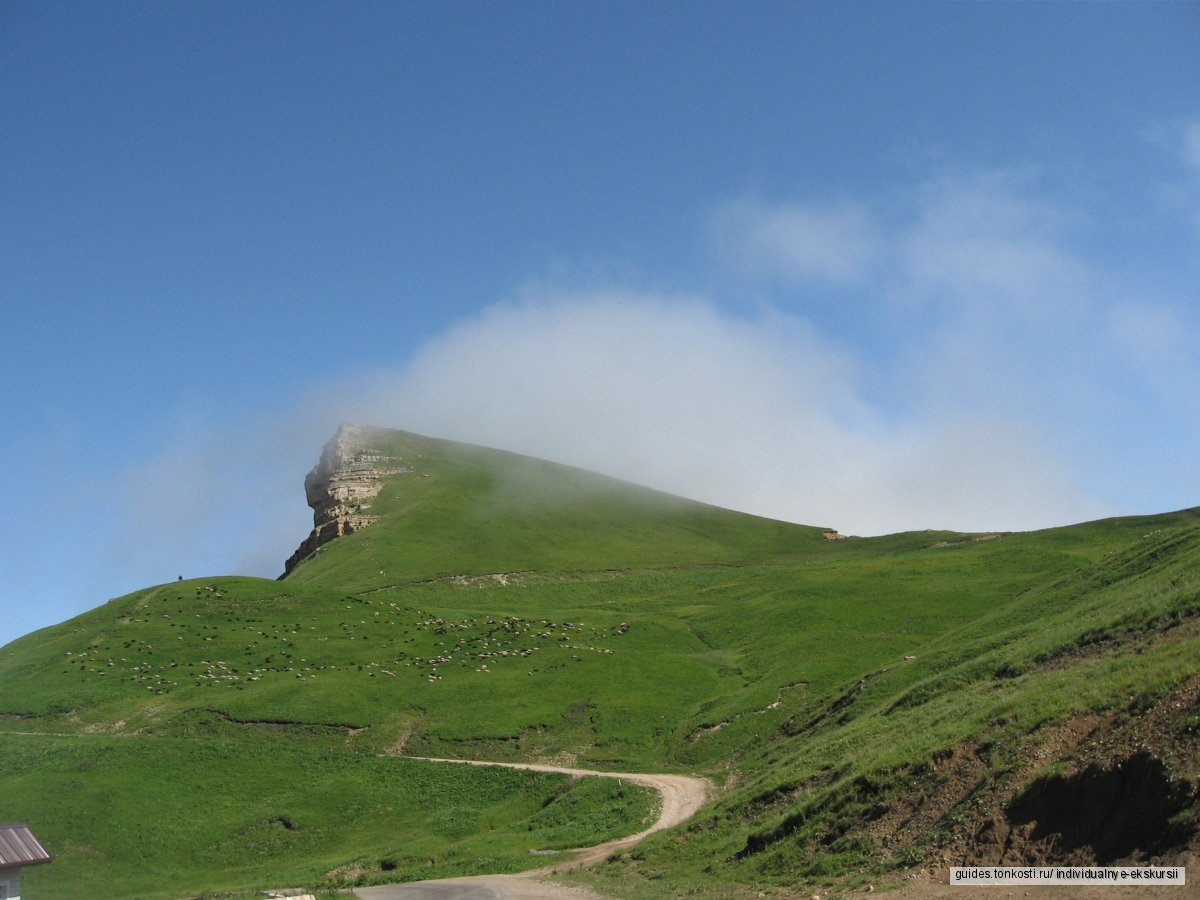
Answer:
[353,756,713,900]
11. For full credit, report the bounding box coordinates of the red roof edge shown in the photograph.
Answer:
[0,823,52,869]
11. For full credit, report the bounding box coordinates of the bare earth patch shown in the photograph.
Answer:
[848,674,1200,899]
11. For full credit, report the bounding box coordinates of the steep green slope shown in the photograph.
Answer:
[282,428,830,590]
[585,517,1200,896]
[2,426,1197,899]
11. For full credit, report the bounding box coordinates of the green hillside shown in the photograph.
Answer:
[2,426,1197,898]
[282,428,830,590]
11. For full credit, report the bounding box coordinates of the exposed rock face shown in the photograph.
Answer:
[282,423,411,576]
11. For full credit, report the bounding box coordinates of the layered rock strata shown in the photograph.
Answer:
[282,423,410,575]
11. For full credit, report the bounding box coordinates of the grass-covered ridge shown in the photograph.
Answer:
[283,428,830,591]
[2,425,1197,898]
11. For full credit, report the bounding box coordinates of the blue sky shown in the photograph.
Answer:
[2,1,1199,648]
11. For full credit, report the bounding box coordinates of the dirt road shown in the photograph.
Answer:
[353,755,713,900]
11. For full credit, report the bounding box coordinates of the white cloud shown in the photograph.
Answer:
[1103,300,1200,426]
[1177,118,1200,233]
[65,170,1200,628]
[1144,116,1200,232]
[896,172,1091,326]
[96,169,1198,594]
[330,290,1108,535]
[1106,302,1187,367]
[1183,120,1200,178]
[710,198,881,285]
[103,416,322,586]
[913,174,1196,410]
[723,170,1199,515]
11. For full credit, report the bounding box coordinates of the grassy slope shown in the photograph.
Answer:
[9,733,655,899]
[283,430,829,591]
[2,427,1197,897]
[584,517,1200,896]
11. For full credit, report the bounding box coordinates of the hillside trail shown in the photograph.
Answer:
[352,755,714,900]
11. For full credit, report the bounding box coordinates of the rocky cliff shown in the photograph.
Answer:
[282,423,411,575]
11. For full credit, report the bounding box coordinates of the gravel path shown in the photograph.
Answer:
[352,755,713,900]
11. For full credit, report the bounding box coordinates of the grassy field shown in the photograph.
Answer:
[2,426,1197,897]
[6,733,656,899]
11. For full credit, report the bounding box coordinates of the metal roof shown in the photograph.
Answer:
[0,823,51,869]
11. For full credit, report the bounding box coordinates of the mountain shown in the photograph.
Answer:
[281,423,828,585]
[1,425,1197,898]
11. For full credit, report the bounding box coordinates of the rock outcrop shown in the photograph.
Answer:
[282,423,410,576]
